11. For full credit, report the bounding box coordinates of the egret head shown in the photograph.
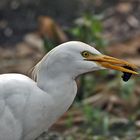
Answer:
[32,41,138,80]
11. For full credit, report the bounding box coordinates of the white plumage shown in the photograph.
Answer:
[0,41,137,140]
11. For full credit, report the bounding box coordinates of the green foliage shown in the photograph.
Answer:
[120,79,135,100]
[69,13,108,52]
[66,113,74,128]
[82,74,97,97]
[43,37,57,52]
[65,136,75,140]
[82,104,110,135]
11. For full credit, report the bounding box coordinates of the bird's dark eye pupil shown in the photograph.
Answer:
[82,51,89,57]
[85,53,88,56]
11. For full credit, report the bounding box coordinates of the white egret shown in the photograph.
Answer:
[0,41,138,140]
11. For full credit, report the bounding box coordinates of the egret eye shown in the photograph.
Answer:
[81,51,89,58]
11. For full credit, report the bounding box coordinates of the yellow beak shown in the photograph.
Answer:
[86,54,138,74]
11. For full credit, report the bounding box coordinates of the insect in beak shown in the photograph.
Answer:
[85,54,139,81]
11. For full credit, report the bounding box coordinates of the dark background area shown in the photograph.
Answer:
[1,0,140,45]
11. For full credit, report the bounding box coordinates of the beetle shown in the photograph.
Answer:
[122,66,133,82]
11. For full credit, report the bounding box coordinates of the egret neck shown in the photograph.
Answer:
[37,63,77,119]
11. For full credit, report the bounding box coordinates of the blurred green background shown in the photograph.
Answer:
[0,0,140,140]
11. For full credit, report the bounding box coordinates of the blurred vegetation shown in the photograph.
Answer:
[40,11,140,140]
[69,13,108,51]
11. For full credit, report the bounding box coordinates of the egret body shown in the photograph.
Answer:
[0,41,137,140]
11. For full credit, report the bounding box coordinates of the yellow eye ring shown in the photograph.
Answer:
[81,51,89,58]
